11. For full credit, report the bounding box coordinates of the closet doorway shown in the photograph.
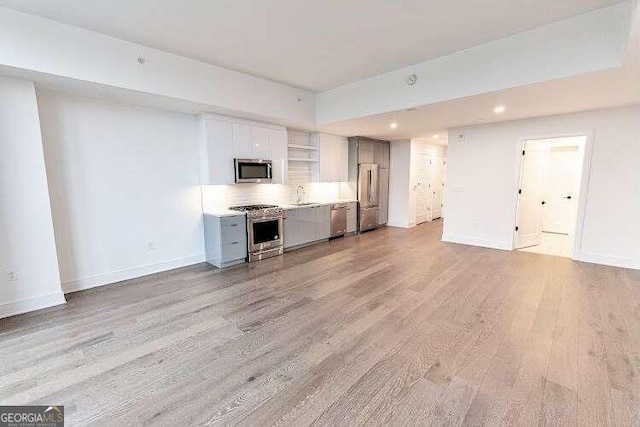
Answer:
[514,136,587,258]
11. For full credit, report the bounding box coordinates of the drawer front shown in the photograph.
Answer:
[221,217,247,244]
[221,240,247,262]
[221,215,245,229]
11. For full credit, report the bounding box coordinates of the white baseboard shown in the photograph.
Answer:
[441,234,513,251]
[386,221,411,228]
[0,291,67,319]
[573,251,640,270]
[62,254,206,293]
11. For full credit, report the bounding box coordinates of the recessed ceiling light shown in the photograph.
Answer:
[390,122,398,129]
[433,134,439,139]
[493,105,506,114]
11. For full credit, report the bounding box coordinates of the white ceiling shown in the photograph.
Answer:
[317,66,640,139]
[0,0,624,91]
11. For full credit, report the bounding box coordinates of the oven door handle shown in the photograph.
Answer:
[249,215,283,223]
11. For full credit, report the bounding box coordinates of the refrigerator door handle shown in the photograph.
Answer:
[369,166,378,207]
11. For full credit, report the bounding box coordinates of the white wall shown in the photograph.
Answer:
[201,183,342,212]
[0,77,66,318]
[0,7,315,127]
[388,140,413,228]
[316,2,631,124]
[388,139,446,228]
[444,105,640,269]
[37,91,205,292]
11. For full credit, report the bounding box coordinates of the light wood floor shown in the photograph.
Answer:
[1,221,639,426]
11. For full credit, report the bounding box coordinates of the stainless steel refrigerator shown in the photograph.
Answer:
[358,163,379,231]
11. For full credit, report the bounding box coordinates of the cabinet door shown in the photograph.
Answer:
[379,168,389,225]
[270,128,288,184]
[320,135,349,182]
[318,134,333,182]
[374,142,386,166]
[359,140,374,164]
[298,207,317,244]
[382,143,390,168]
[319,133,347,182]
[336,136,349,182]
[203,117,234,184]
[284,209,299,248]
[232,123,252,159]
[250,125,272,159]
[315,205,331,240]
[346,202,357,232]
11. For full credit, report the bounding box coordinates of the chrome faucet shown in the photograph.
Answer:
[296,185,305,204]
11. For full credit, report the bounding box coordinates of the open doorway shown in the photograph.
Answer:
[414,139,447,226]
[514,135,587,258]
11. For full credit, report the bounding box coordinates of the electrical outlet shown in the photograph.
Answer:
[147,241,157,251]
[4,270,18,282]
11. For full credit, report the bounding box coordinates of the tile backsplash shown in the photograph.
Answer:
[201,182,353,211]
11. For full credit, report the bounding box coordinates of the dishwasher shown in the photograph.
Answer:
[330,203,347,238]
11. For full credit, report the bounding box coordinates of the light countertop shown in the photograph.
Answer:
[202,209,246,218]
[203,200,358,216]
[281,200,357,210]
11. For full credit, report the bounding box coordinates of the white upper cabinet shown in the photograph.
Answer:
[269,128,288,184]
[316,133,348,182]
[201,116,234,185]
[250,125,272,160]
[200,114,288,185]
[232,122,252,159]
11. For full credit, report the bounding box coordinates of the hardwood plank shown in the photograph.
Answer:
[0,221,637,426]
[576,263,616,426]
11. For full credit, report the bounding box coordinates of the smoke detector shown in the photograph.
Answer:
[406,74,417,86]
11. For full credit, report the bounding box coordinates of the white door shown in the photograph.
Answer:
[431,155,445,220]
[515,143,549,249]
[415,146,431,224]
[542,146,580,234]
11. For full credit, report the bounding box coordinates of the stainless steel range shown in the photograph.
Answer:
[229,204,284,262]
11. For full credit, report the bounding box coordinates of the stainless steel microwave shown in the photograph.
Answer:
[234,159,273,183]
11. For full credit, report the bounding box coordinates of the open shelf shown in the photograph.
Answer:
[287,129,319,183]
[288,144,319,151]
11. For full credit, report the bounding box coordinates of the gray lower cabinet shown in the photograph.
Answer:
[346,202,357,233]
[204,214,247,268]
[315,205,331,240]
[284,209,301,249]
[298,206,317,244]
[284,205,331,250]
